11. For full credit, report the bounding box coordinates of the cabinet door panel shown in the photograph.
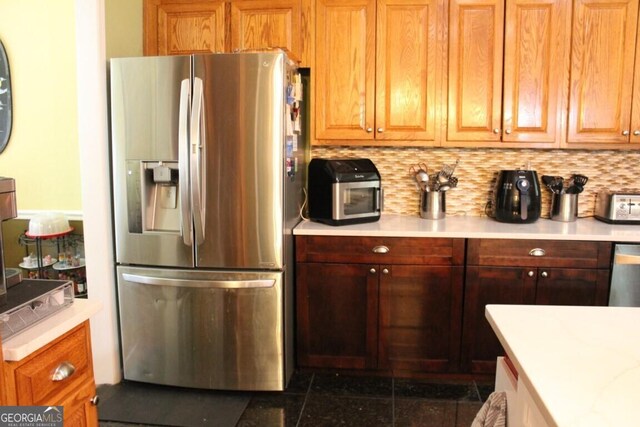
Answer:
[375,0,442,141]
[535,268,610,306]
[502,0,569,143]
[230,0,301,59]
[567,0,639,143]
[379,265,463,372]
[632,22,640,143]
[461,266,536,374]
[447,0,504,141]
[60,380,98,427]
[144,0,227,55]
[296,263,378,369]
[315,0,376,139]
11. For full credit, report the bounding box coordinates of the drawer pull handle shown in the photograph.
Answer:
[372,246,389,254]
[51,361,76,381]
[90,395,100,406]
[529,248,546,257]
[541,271,548,278]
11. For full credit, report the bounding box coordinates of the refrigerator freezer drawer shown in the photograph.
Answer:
[117,266,285,391]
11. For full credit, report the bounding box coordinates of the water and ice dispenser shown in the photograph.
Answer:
[126,161,181,234]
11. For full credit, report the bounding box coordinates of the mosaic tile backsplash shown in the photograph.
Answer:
[311,147,640,219]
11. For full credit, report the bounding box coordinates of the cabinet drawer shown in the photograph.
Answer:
[10,323,93,405]
[296,236,465,265]
[467,239,612,269]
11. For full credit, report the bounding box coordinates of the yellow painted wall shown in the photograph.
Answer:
[0,0,80,211]
[106,0,143,59]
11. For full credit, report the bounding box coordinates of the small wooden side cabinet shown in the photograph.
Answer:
[2,321,99,426]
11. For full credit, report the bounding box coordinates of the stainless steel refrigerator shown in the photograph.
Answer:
[109,51,308,391]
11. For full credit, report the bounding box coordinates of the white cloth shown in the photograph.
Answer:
[471,391,507,427]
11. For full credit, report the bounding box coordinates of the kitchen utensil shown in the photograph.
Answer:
[570,174,588,193]
[550,176,564,194]
[416,169,429,185]
[572,174,588,187]
[541,175,555,188]
[437,159,459,185]
[411,164,429,192]
[565,174,588,194]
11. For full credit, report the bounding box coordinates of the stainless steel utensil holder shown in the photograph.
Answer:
[420,191,446,220]
[550,193,578,222]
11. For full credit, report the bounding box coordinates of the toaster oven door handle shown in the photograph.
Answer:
[376,187,383,212]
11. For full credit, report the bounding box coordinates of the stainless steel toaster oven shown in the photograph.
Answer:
[308,158,382,225]
[595,190,640,223]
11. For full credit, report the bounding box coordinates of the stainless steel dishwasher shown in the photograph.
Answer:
[609,244,640,306]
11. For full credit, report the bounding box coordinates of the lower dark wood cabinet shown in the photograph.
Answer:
[462,239,613,374]
[296,236,613,377]
[296,263,378,369]
[295,236,465,375]
[378,265,463,373]
[461,266,536,374]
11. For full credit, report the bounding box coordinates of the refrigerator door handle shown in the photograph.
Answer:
[122,273,275,289]
[190,77,205,246]
[178,78,192,246]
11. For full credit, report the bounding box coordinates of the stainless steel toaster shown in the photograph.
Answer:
[595,191,640,223]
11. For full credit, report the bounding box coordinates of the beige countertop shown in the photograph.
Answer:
[486,304,640,426]
[294,213,640,242]
[2,298,102,361]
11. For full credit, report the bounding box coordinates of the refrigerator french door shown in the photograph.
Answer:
[109,51,307,390]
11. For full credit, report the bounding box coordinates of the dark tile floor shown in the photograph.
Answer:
[100,372,494,427]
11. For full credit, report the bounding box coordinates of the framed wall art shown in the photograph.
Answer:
[0,39,12,154]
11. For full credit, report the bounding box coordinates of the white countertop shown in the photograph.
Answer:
[2,298,102,361]
[486,304,640,427]
[294,214,640,242]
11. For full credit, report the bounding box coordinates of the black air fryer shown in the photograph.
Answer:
[493,170,541,223]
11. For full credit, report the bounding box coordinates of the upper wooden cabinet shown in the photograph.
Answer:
[314,0,445,145]
[230,0,303,57]
[566,0,640,147]
[446,0,571,147]
[144,0,310,65]
[144,0,227,54]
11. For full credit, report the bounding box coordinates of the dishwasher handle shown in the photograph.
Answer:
[615,253,640,265]
[122,273,275,289]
